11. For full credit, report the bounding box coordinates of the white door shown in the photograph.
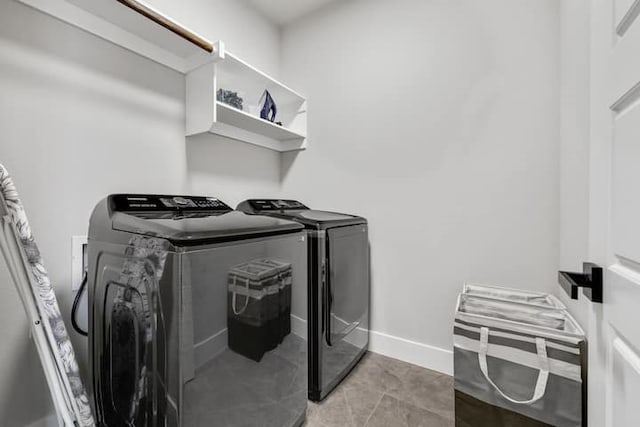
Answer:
[579,0,640,425]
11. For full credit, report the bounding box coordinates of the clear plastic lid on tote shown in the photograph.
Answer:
[462,283,566,310]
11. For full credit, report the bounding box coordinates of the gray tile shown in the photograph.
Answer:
[305,400,320,424]
[342,378,385,426]
[389,366,454,419]
[307,387,355,427]
[365,352,414,378]
[344,352,413,395]
[307,352,455,427]
[303,417,330,427]
[365,394,453,427]
[304,404,330,427]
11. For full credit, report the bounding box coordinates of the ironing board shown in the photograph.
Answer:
[0,164,95,427]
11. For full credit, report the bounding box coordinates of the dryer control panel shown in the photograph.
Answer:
[241,199,309,212]
[111,194,232,212]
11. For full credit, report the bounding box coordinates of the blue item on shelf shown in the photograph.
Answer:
[259,90,277,122]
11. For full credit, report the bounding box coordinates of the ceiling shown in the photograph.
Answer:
[247,0,341,26]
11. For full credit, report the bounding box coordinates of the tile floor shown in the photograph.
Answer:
[305,352,455,427]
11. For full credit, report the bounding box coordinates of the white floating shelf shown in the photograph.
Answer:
[186,41,308,152]
[216,102,306,141]
[17,0,215,73]
[17,0,308,152]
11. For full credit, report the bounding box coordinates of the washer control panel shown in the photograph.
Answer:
[244,199,309,212]
[111,194,231,212]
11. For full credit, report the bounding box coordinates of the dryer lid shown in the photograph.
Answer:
[281,210,366,229]
[236,199,367,229]
[296,211,357,221]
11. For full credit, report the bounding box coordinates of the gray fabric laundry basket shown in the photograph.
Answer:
[454,294,587,427]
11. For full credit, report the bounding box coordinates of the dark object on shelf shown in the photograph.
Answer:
[276,121,283,126]
[217,88,243,110]
[558,262,603,303]
[259,90,278,122]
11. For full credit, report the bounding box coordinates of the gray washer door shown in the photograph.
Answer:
[327,224,369,335]
[325,224,369,336]
[322,224,370,389]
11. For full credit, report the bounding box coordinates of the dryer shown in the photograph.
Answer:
[237,199,369,401]
[88,194,308,426]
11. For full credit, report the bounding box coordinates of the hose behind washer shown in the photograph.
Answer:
[71,271,88,336]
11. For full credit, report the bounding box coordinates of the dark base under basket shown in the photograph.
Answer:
[455,390,553,427]
[228,316,278,362]
[228,314,292,362]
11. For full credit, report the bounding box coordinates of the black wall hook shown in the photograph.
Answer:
[558,262,603,303]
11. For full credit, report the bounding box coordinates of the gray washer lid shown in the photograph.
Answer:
[112,210,303,245]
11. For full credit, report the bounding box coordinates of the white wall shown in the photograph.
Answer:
[0,0,280,424]
[558,0,590,275]
[280,0,561,368]
[555,0,591,327]
[556,7,603,426]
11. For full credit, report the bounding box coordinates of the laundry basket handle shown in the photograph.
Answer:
[478,327,549,405]
[232,276,250,315]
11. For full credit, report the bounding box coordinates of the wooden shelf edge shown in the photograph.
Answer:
[17,0,214,73]
[116,0,213,53]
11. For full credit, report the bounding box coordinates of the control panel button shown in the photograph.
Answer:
[248,199,308,211]
[173,197,189,206]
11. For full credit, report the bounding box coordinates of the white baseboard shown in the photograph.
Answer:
[291,314,307,340]
[369,330,453,376]
[25,414,58,427]
[194,327,228,370]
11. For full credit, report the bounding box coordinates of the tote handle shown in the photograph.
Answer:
[478,327,549,405]
[231,276,250,315]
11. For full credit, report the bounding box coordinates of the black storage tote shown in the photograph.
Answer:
[227,258,292,361]
[253,258,293,342]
